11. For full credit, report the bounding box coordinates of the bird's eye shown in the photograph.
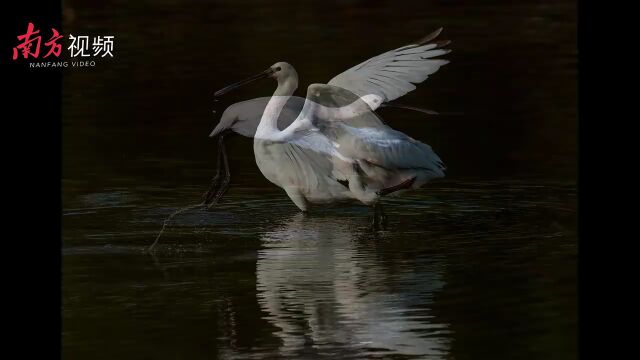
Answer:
[275,67,282,71]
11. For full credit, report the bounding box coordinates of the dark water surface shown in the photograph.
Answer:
[62,0,577,359]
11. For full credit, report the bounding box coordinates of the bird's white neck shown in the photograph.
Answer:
[256,78,297,139]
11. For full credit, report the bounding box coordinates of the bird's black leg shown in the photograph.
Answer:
[209,136,231,207]
[371,202,387,230]
[371,205,378,229]
[379,202,388,229]
[202,135,225,206]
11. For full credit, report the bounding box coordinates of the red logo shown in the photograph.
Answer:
[12,22,63,60]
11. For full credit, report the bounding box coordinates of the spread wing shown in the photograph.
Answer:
[327,28,451,110]
[280,84,445,178]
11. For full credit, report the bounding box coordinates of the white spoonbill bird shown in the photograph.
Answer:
[203,28,449,207]
[202,97,439,207]
[212,29,450,224]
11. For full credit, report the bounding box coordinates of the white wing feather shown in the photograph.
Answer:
[278,84,445,177]
[327,28,451,110]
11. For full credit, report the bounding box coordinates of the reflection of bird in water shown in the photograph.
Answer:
[256,213,450,358]
[206,29,449,226]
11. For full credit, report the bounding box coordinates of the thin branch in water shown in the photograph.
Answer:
[148,203,204,252]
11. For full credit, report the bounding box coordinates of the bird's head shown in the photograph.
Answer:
[214,62,298,98]
[208,108,239,138]
[209,99,265,138]
[268,62,297,83]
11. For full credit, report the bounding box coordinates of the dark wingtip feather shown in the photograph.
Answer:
[382,102,440,115]
[434,39,451,48]
[413,27,443,46]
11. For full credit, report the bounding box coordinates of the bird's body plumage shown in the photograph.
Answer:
[210,28,451,214]
[253,82,445,211]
